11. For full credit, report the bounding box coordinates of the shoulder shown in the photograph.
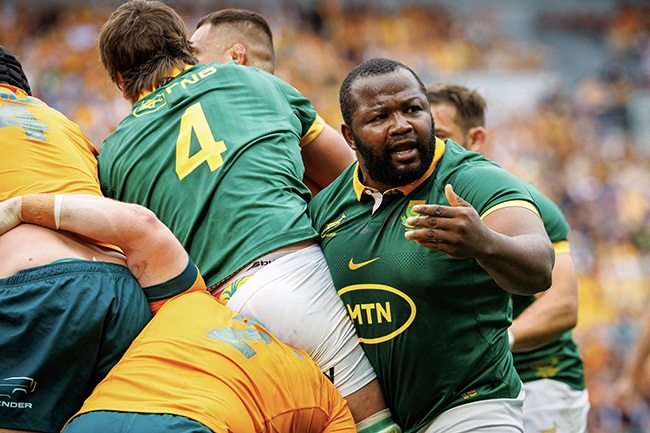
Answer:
[437,144,534,213]
[440,144,521,191]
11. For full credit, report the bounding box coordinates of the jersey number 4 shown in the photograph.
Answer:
[175,102,227,180]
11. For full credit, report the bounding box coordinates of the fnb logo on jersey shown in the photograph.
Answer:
[338,284,416,344]
[133,93,167,117]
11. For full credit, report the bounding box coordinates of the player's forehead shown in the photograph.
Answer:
[351,70,425,111]
[430,101,460,126]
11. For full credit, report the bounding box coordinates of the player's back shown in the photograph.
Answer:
[67,290,355,433]
[0,49,151,433]
[98,62,318,287]
[0,84,124,272]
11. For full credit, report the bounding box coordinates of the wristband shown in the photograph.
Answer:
[53,194,63,230]
[21,194,57,230]
[507,329,515,350]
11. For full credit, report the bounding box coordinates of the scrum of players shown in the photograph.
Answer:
[0,1,596,433]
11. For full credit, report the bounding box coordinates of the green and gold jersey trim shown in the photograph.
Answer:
[554,240,571,255]
[135,65,192,102]
[299,115,325,148]
[480,200,541,220]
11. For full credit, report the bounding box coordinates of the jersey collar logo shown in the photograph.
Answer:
[133,93,167,117]
[320,213,346,238]
[348,257,379,270]
[401,200,426,230]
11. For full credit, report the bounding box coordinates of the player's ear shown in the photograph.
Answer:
[229,43,248,66]
[466,126,486,152]
[341,123,356,150]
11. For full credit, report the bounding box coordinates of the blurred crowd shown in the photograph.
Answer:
[2,0,650,431]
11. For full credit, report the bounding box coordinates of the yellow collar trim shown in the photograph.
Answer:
[353,137,446,201]
[0,84,29,98]
[136,64,192,101]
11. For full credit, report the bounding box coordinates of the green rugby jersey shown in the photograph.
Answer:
[309,139,536,432]
[511,182,585,391]
[99,62,318,287]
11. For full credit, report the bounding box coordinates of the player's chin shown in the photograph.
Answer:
[391,162,426,184]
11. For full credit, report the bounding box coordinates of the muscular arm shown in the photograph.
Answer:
[510,251,578,351]
[405,184,554,295]
[0,195,187,288]
[301,123,356,192]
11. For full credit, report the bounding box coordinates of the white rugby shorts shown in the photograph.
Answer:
[416,387,525,433]
[523,379,590,433]
[225,244,376,397]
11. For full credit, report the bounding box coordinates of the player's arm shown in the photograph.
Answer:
[473,204,553,295]
[301,122,356,192]
[405,184,554,295]
[0,194,188,288]
[302,175,322,197]
[614,304,650,409]
[509,250,578,351]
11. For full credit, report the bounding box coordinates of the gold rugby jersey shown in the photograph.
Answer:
[0,84,101,200]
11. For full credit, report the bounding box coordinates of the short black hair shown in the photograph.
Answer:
[339,57,425,126]
[0,46,31,95]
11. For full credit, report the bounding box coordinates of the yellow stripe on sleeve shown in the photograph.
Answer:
[299,115,325,148]
[554,240,571,255]
[480,200,541,220]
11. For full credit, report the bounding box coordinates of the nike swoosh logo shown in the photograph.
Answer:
[348,257,379,270]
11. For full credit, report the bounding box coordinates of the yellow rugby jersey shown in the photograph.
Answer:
[72,288,352,432]
[0,84,101,200]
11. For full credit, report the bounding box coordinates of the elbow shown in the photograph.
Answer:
[541,267,553,293]
[530,273,553,297]
[124,205,167,249]
[532,250,555,294]
[538,279,552,295]
[565,312,578,331]
[541,243,556,292]
[527,257,554,296]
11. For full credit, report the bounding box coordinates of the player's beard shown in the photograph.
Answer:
[352,127,436,188]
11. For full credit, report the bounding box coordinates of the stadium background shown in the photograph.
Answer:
[2,0,650,431]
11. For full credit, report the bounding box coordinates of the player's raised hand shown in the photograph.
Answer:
[404,184,490,258]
